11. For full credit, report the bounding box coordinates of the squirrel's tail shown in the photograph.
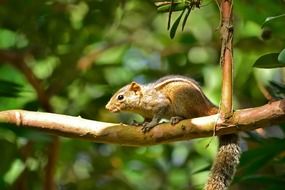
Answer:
[204,134,241,190]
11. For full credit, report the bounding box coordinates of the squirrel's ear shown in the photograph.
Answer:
[129,82,141,92]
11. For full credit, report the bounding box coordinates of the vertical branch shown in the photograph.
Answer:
[0,50,58,190]
[204,1,239,189]
[220,0,234,118]
[204,2,238,189]
[45,136,59,190]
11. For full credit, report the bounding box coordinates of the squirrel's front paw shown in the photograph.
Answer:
[141,122,156,133]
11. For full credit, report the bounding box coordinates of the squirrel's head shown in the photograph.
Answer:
[105,81,142,113]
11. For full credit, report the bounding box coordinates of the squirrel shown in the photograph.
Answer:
[106,75,240,190]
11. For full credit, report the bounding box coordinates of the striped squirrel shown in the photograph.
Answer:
[106,75,240,190]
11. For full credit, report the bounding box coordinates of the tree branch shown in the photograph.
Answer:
[0,50,52,112]
[0,99,285,146]
[220,0,234,118]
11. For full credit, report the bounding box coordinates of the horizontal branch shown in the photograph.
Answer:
[0,99,285,146]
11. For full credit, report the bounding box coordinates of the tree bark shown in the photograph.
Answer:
[0,99,284,146]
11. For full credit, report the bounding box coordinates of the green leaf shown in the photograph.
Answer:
[239,139,285,175]
[170,8,185,39]
[278,49,285,63]
[267,81,285,99]
[262,13,285,28]
[0,79,23,98]
[237,175,285,188]
[156,1,188,13]
[181,7,191,31]
[269,81,285,93]
[253,53,285,68]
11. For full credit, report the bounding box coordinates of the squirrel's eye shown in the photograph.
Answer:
[117,95,124,100]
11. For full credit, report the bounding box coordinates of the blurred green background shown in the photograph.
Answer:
[0,0,285,189]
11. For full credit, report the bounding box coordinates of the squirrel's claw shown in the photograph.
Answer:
[141,122,156,133]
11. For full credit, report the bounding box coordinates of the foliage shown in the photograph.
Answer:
[156,0,202,38]
[0,0,285,189]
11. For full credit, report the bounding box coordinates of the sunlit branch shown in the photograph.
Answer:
[220,0,234,118]
[0,99,285,146]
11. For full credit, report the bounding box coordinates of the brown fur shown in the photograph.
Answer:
[106,75,240,189]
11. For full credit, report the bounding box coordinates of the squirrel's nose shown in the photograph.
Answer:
[105,102,111,111]
[105,101,117,112]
